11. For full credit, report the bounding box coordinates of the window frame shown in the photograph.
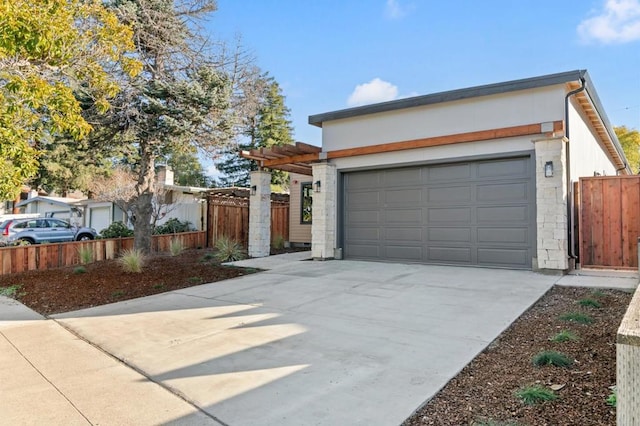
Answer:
[300,181,313,225]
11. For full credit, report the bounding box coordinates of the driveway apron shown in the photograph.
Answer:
[55,260,557,425]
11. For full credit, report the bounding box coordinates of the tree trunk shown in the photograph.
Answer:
[132,144,155,254]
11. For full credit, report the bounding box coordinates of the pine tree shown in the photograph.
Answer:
[217,76,294,188]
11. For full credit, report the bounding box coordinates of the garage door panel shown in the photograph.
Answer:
[384,168,422,186]
[347,191,380,206]
[477,248,529,267]
[477,206,528,223]
[477,158,529,179]
[428,227,471,243]
[477,182,528,203]
[428,247,471,263]
[427,186,472,203]
[347,227,380,241]
[344,156,534,269]
[385,245,423,260]
[348,210,380,224]
[477,228,528,244]
[384,228,423,241]
[427,207,472,223]
[346,244,380,258]
[427,163,472,182]
[384,188,422,204]
[385,209,422,225]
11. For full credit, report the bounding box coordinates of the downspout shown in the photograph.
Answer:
[564,77,586,262]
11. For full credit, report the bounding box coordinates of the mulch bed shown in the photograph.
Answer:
[403,286,633,426]
[0,248,261,315]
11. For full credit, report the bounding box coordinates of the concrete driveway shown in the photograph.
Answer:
[53,257,558,425]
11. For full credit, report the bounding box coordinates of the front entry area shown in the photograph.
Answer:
[342,156,536,269]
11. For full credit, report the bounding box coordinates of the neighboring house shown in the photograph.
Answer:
[244,70,629,273]
[288,173,312,245]
[16,196,85,227]
[155,166,209,231]
[75,200,128,234]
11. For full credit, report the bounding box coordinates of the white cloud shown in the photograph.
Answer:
[347,78,399,107]
[578,0,640,43]
[385,0,405,19]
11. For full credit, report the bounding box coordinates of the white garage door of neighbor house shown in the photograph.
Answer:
[343,156,536,269]
[89,207,111,235]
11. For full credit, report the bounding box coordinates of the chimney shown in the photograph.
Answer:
[157,165,174,186]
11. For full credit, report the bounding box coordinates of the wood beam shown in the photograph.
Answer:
[325,121,564,160]
[263,152,320,167]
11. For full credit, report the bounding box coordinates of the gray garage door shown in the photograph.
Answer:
[343,156,535,269]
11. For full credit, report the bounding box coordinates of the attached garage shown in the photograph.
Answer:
[343,156,535,268]
[242,70,630,273]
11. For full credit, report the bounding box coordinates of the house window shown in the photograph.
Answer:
[301,182,313,224]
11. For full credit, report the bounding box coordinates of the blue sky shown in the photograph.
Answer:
[205,0,640,154]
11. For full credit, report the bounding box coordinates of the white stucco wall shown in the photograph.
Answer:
[567,100,618,181]
[322,85,566,151]
[330,136,535,172]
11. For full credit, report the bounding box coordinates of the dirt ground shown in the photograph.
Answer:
[403,286,632,426]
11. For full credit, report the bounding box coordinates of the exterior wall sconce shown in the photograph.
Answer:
[314,180,321,193]
[544,161,554,178]
[250,185,257,195]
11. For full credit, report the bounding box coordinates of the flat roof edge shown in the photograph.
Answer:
[309,70,586,127]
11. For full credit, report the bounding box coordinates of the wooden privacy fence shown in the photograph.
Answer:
[207,193,289,248]
[0,231,206,276]
[579,176,640,269]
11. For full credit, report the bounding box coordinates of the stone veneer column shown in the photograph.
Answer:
[311,162,337,260]
[248,170,271,258]
[533,136,569,271]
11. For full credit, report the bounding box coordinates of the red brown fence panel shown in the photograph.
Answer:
[579,176,640,269]
[0,231,206,276]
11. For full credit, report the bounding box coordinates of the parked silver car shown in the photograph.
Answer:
[0,218,97,246]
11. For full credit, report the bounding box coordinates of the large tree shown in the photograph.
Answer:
[97,0,257,252]
[615,126,640,174]
[0,0,140,199]
[216,76,294,188]
[166,150,210,187]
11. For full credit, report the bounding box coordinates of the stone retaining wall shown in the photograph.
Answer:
[617,284,640,425]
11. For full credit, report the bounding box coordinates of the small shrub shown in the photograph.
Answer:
[550,330,579,343]
[154,218,194,235]
[607,386,617,407]
[271,234,285,250]
[187,276,203,284]
[153,283,165,289]
[214,236,246,262]
[111,290,125,298]
[169,238,184,256]
[73,266,87,274]
[199,252,215,262]
[590,289,606,298]
[117,249,145,273]
[516,385,557,405]
[100,222,133,238]
[0,284,21,297]
[578,298,602,308]
[532,350,573,368]
[559,312,594,324]
[77,246,93,264]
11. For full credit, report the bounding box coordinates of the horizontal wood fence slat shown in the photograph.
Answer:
[579,176,640,269]
[0,231,206,276]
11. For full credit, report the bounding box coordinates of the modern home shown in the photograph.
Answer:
[243,70,629,273]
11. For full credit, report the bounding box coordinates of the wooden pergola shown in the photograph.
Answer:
[240,142,321,176]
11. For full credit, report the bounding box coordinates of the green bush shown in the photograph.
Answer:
[607,387,617,407]
[532,350,573,368]
[100,221,133,238]
[154,218,194,235]
[214,236,246,262]
[117,249,145,273]
[578,298,602,308]
[73,266,87,274]
[516,385,557,405]
[169,238,184,256]
[77,246,94,264]
[271,234,285,250]
[550,330,579,343]
[559,312,594,325]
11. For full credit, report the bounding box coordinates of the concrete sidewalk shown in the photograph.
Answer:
[0,296,216,425]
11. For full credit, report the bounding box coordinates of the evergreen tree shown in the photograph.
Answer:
[166,150,210,187]
[217,76,294,188]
